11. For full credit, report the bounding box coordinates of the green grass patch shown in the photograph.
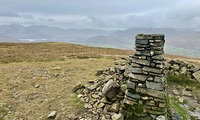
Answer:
[170,100,189,120]
[167,75,200,88]
[66,94,85,114]
[188,106,196,112]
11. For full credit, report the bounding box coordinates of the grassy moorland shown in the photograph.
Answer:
[0,42,133,120]
[0,42,199,119]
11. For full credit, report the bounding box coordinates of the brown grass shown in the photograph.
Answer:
[0,42,133,63]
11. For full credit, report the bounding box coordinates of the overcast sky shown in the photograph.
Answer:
[0,0,200,30]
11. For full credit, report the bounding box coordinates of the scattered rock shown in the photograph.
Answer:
[34,84,40,88]
[66,114,77,119]
[179,67,187,75]
[120,84,127,93]
[185,86,193,91]
[84,103,92,109]
[95,69,104,76]
[111,113,124,120]
[98,102,105,108]
[178,97,184,103]
[172,64,180,71]
[110,102,120,112]
[47,111,57,119]
[172,90,179,95]
[88,81,103,91]
[182,90,192,97]
[88,80,95,83]
[91,94,99,99]
[72,84,85,93]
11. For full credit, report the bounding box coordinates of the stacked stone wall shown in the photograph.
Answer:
[122,34,167,119]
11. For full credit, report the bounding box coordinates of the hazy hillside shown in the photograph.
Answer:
[86,28,200,58]
[85,36,132,49]
[0,24,109,42]
[0,24,199,58]
[170,32,200,49]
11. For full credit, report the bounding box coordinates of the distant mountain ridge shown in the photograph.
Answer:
[0,24,199,58]
[0,24,109,42]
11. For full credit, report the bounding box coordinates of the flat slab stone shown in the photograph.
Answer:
[143,66,163,74]
[135,51,151,56]
[135,39,149,44]
[136,87,166,99]
[130,67,142,74]
[132,58,150,66]
[128,73,148,81]
[146,81,164,90]
[125,92,140,99]
[154,76,165,83]
[152,55,164,60]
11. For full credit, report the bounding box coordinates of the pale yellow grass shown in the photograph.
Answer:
[0,58,114,119]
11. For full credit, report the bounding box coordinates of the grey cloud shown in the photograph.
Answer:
[163,0,200,28]
[0,0,172,15]
[47,18,56,22]
[21,14,34,19]
[0,0,200,29]
[38,18,56,23]
[0,10,21,18]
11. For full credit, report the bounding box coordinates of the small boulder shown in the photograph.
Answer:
[172,64,180,71]
[179,67,187,75]
[84,103,92,109]
[110,102,120,112]
[95,69,104,76]
[102,80,119,99]
[72,84,85,93]
[172,90,179,95]
[47,111,57,119]
[111,113,124,120]
[178,97,184,103]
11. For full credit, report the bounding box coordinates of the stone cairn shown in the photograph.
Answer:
[72,34,200,120]
[122,34,167,119]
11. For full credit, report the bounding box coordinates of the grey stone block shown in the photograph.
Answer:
[135,39,149,44]
[143,66,163,74]
[146,81,164,90]
[132,58,150,66]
